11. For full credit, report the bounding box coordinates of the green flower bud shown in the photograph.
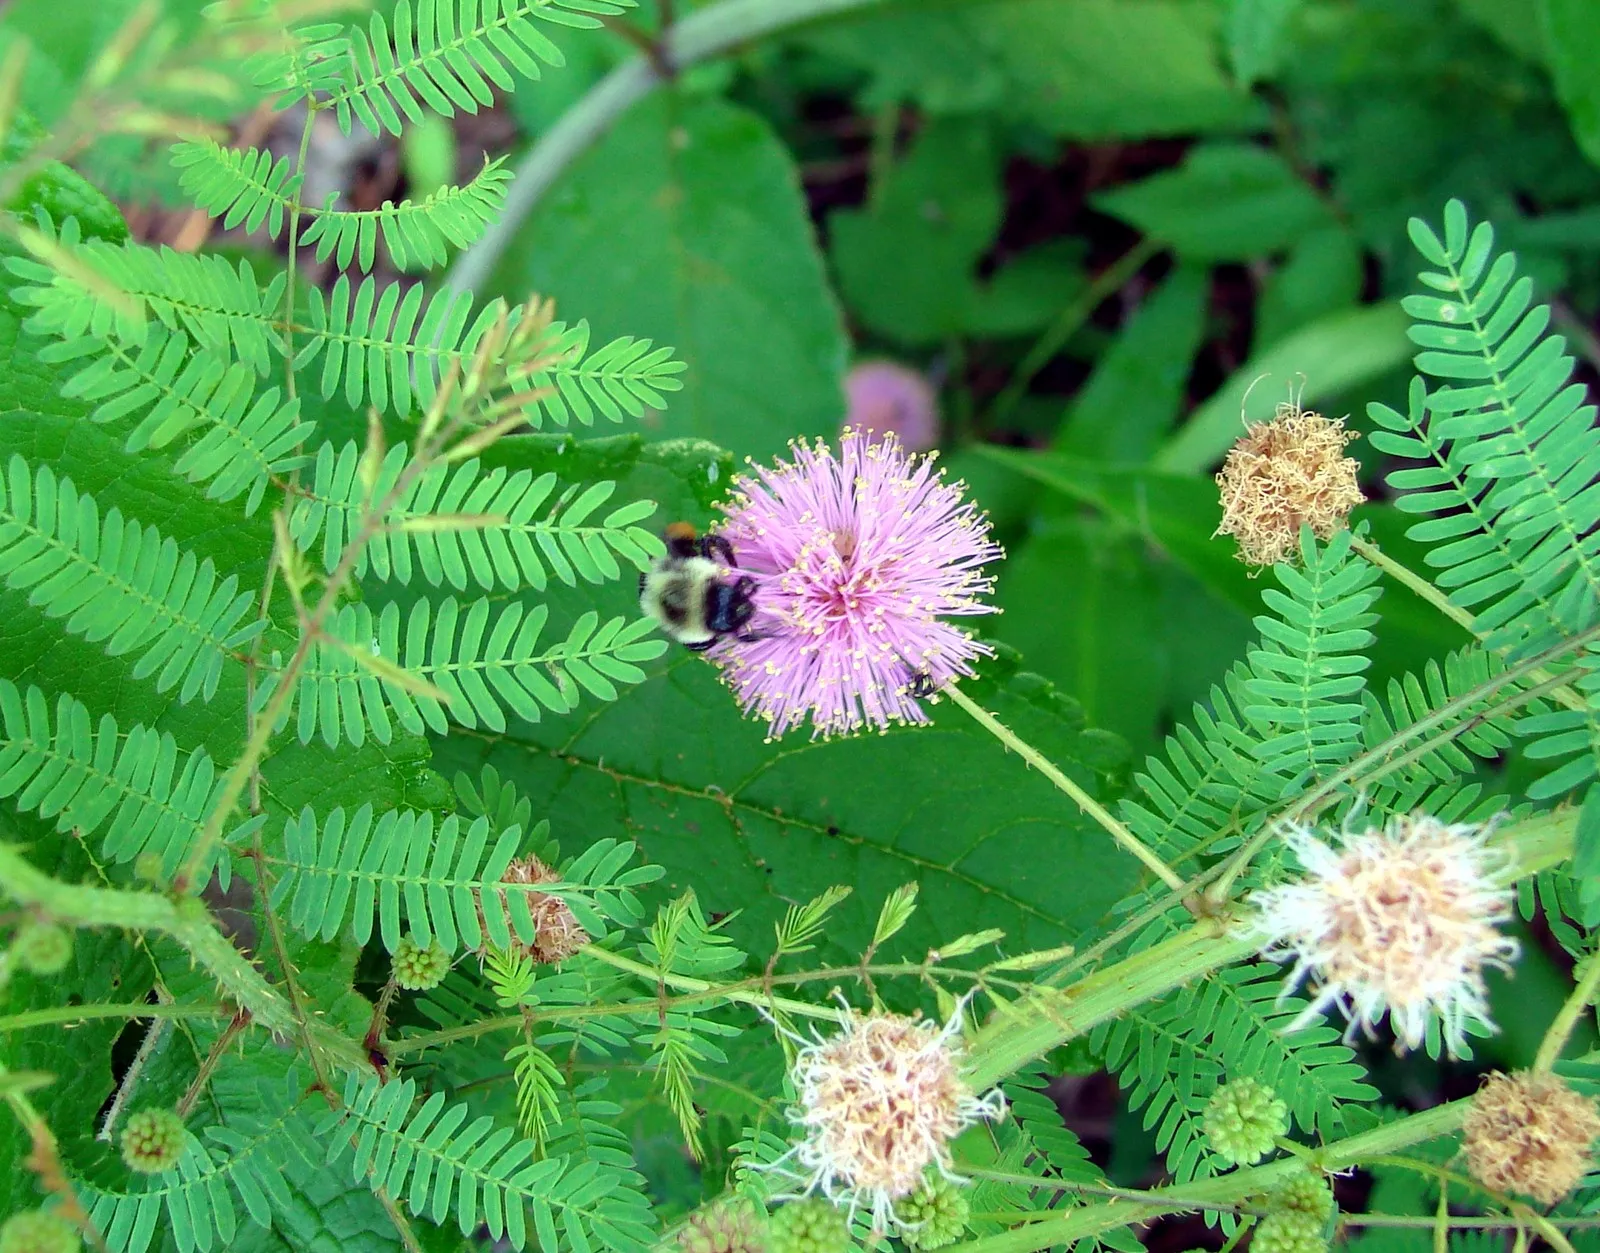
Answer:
[1251,1211,1327,1253]
[392,936,451,991]
[897,1176,970,1249]
[678,1199,767,1253]
[13,923,71,975]
[0,1210,79,1253]
[1271,1172,1334,1224]
[120,1107,186,1174]
[769,1199,850,1253]
[1204,1077,1288,1166]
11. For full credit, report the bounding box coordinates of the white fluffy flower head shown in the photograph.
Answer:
[1251,812,1518,1056]
[766,1006,1004,1230]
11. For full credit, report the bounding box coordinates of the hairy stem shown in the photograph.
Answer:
[942,682,1187,892]
[0,1000,220,1034]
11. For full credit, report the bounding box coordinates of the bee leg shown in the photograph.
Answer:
[702,535,738,567]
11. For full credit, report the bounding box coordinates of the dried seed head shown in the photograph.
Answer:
[485,854,589,964]
[1215,403,1364,568]
[765,1007,1004,1228]
[1251,813,1518,1056]
[120,1107,186,1174]
[391,936,451,991]
[1462,1070,1600,1204]
[0,1211,78,1253]
[678,1199,768,1253]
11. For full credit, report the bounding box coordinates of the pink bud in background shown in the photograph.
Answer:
[844,360,940,452]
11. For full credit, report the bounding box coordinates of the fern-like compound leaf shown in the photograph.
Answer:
[0,455,260,702]
[320,1072,656,1252]
[297,276,684,421]
[288,0,638,138]
[1374,200,1600,797]
[0,680,262,883]
[81,1070,320,1253]
[172,138,512,270]
[273,803,655,951]
[256,596,666,748]
[290,439,662,589]
[1242,528,1381,791]
[41,324,311,514]
[10,234,286,375]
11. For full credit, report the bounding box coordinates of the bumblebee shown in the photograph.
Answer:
[639,522,758,651]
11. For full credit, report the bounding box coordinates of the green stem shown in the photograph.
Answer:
[0,843,365,1070]
[952,1103,1468,1253]
[442,0,896,299]
[1349,533,1584,712]
[943,682,1187,893]
[1535,950,1600,1072]
[0,1000,221,1035]
[962,807,1576,1092]
[984,237,1161,428]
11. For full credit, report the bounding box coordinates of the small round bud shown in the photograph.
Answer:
[13,923,71,975]
[1204,1077,1288,1166]
[120,1107,185,1174]
[678,1199,767,1253]
[1271,1172,1334,1223]
[0,1210,79,1253]
[1215,403,1363,568]
[897,1176,970,1249]
[1463,1070,1600,1204]
[1251,1211,1327,1253]
[768,1199,850,1253]
[391,936,451,991]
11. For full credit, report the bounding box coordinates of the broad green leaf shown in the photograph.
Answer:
[1253,225,1364,351]
[490,94,847,461]
[994,515,1168,755]
[1225,0,1306,86]
[432,651,1138,960]
[1094,144,1335,261]
[1154,303,1410,474]
[1057,264,1209,462]
[829,119,1083,346]
[1544,0,1600,167]
[1458,0,1548,62]
[800,0,1259,138]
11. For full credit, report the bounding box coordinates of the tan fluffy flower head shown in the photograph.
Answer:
[767,1006,1004,1229]
[1463,1070,1600,1204]
[1215,402,1364,567]
[1251,813,1518,1056]
[484,855,589,964]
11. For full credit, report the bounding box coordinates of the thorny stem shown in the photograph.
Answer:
[1349,533,1585,712]
[941,682,1187,893]
[176,1009,248,1119]
[1535,950,1600,1072]
[248,826,335,1097]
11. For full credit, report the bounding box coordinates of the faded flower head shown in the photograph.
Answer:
[1204,1076,1288,1166]
[1462,1069,1600,1204]
[1251,813,1518,1056]
[844,361,940,452]
[712,428,1002,739]
[483,854,589,964]
[764,1006,1004,1229]
[1215,403,1364,568]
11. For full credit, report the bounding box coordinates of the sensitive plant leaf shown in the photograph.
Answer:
[491,94,847,460]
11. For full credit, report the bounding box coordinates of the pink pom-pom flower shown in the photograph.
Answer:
[710,427,1002,739]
